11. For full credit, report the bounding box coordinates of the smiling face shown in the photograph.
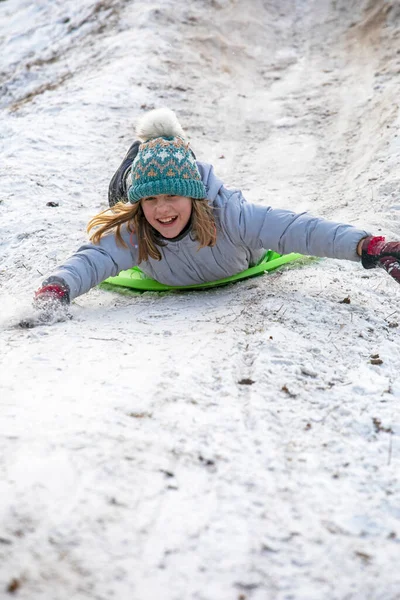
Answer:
[140,194,193,238]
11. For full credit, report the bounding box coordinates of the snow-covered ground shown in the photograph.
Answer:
[1,0,400,598]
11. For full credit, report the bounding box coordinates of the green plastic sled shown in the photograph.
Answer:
[101,250,303,292]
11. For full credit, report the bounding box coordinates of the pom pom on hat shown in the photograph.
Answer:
[136,108,186,142]
[128,108,206,203]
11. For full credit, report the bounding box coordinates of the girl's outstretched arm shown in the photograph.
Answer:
[19,228,138,328]
[44,231,137,300]
[222,191,400,284]
[222,192,370,262]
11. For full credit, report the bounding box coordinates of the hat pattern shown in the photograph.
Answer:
[128,136,207,203]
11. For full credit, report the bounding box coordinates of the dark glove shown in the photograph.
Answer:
[19,282,71,328]
[361,236,400,283]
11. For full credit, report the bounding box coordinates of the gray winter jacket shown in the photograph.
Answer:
[47,162,370,300]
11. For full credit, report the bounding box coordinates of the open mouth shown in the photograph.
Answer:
[157,216,178,226]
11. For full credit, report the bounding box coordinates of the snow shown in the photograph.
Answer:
[1,0,400,598]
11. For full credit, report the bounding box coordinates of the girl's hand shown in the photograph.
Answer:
[19,283,71,328]
[360,236,400,284]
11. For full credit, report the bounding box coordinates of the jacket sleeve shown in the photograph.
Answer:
[43,227,138,300]
[221,191,371,262]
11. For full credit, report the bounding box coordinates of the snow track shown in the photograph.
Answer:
[1,1,400,598]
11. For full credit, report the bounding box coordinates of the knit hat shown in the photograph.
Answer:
[127,108,207,203]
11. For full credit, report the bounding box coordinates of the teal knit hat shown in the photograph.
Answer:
[127,109,206,203]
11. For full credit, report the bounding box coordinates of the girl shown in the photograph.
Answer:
[23,108,400,327]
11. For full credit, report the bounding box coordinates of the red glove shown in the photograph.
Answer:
[19,281,70,328]
[361,236,400,283]
[34,283,70,306]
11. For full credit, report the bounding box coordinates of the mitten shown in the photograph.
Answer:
[19,281,71,328]
[361,236,400,283]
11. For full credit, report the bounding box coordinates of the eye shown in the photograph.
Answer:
[144,197,156,202]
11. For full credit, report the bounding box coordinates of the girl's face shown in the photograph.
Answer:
[141,194,192,238]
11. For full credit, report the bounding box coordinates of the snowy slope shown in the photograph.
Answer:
[1,1,400,599]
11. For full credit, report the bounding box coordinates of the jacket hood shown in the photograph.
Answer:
[197,162,224,202]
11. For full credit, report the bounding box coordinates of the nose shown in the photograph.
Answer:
[155,197,170,213]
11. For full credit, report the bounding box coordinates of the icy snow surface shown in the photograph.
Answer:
[1,0,400,598]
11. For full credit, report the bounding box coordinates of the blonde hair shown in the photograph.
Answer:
[87,199,217,263]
